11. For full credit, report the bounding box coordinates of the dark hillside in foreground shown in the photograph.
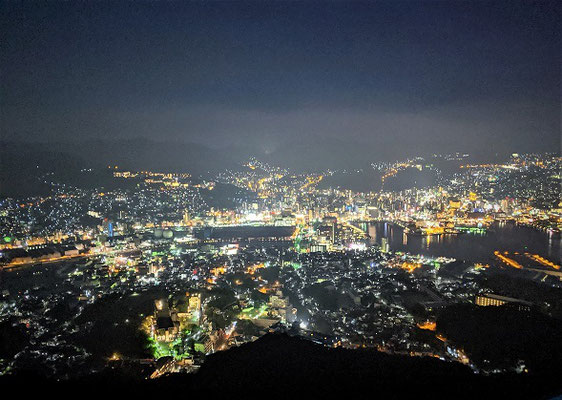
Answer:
[437,304,562,375]
[2,333,561,398]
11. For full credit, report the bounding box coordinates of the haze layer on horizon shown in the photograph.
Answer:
[1,1,560,159]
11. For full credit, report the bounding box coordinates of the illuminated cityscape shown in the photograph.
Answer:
[1,151,560,392]
[1,1,560,398]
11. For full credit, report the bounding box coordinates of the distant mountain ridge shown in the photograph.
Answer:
[0,139,236,197]
[1,139,237,174]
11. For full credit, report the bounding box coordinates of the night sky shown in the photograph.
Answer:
[1,1,560,157]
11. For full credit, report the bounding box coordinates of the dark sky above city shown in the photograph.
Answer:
[1,1,560,157]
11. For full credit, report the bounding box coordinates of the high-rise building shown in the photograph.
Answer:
[381,237,389,253]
